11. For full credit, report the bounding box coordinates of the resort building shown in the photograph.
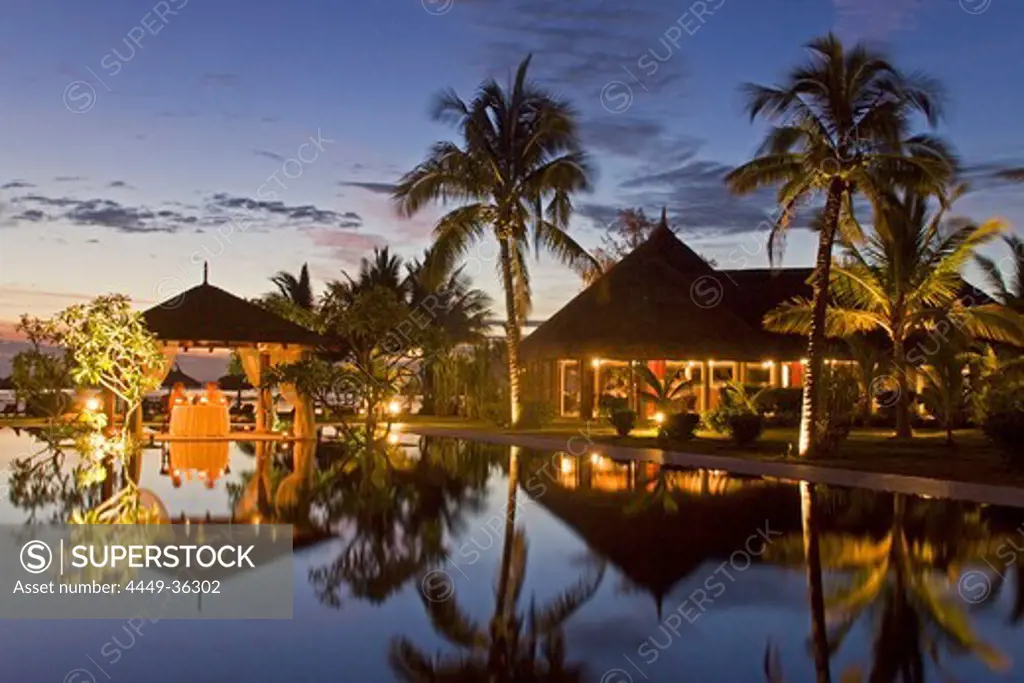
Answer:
[521,216,815,419]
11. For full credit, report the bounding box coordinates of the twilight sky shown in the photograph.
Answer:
[2,0,1024,371]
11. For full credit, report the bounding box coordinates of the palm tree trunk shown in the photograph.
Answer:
[498,235,522,428]
[798,179,843,458]
[801,481,832,683]
[893,339,913,440]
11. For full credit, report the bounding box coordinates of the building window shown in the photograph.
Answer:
[746,366,771,386]
[711,364,735,386]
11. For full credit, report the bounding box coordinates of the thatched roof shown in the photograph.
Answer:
[144,280,324,348]
[218,373,253,391]
[521,216,810,361]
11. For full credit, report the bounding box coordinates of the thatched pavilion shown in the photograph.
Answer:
[141,270,326,440]
[521,213,814,419]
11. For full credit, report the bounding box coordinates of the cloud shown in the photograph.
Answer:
[206,193,364,228]
[832,0,924,40]
[8,194,200,233]
[200,72,239,88]
[53,176,84,183]
[1,180,34,190]
[303,227,387,263]
[107,180,133,189]
[12,209,46,222]
[340,181,397,195]
[253,149,285,162]
[583,144,784,238]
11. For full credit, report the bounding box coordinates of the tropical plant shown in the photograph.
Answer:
[10,346,73,418]
[406,251,492,414]
[766,188,1024,438]
[918,333,973,444]
[609,409,637,437]
[262,263,319,329]
[635,364,695,413]
[393,55,596,427]
[727,32,955,456]
[982,382,1024,465]
[845,336,885,422]
[976,234,1024,314]
[659,412,700,443]
[18,295,166,523]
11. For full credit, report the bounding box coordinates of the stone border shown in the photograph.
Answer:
[406,425,1024,509]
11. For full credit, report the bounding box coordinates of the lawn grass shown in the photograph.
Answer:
[402,414,1024,488]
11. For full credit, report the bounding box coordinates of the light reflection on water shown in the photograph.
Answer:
[0,427,1022,682]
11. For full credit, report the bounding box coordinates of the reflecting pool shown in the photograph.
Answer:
[1,426,1023,682]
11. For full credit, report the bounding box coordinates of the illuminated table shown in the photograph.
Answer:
[168,404,230,438]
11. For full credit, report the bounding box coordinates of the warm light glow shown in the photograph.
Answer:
[387,432,400,445]
[560,458,573,475]
[589,452,603,466]
[84,397,101,412]
[387,400,401,415]
[591,358,602,368]
[654,412,665,425]
[800,358,809,365]
[762,360,775,368]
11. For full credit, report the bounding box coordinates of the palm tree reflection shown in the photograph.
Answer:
[389,446,606,682]
[773,490,1011,681]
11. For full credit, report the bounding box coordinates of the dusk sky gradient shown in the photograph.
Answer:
[2,0,1023,373]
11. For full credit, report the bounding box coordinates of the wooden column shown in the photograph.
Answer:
[257,352,271,432]
[737,362,748,384]
[700,360,712,413]
[580,358,595,420]
[770,362,781,388]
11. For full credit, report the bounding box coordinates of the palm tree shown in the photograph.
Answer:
[393,55,595,427]
[726,33,954,456]
[635,364,695,414]
[264,263,318,327]
[765,188,1024,439]
[407,251,493,414]
[976,235,1024,313]
[270,263,315,310]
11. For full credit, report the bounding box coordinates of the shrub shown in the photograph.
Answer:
[727,412,763,446]
[814,366,860,455]
[599,394,629,416]
[659,412,700,442]
[609,409,637,437]
[983,383,1024,466]
[518,400,555,429]
[758,387,802,427]
[702,406,736,435]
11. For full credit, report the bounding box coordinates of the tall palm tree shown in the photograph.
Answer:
[393,56,595,427]
[726,33,954,456]
[976,235,1024,313]
[766,188,1024,439]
